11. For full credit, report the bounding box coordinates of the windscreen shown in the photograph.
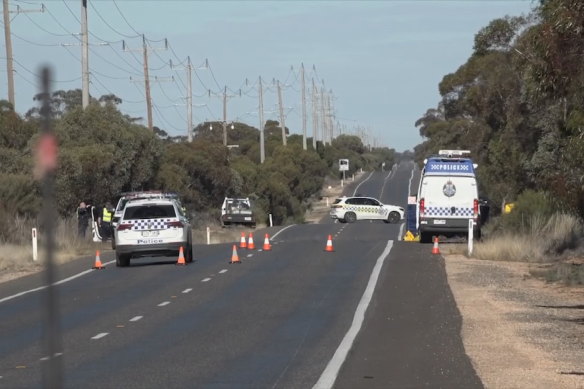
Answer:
[124,205,176,219]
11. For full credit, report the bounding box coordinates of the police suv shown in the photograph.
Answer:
[114,198,192,267]
[330,196,404,223]
[416,150,481,243]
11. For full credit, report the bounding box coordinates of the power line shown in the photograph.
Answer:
[12,57,80,82]
[8,30,61,46]
[112,0,142,36]
[21,11,71,37]
[89,0,140,39]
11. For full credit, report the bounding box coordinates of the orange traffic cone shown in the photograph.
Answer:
[239,232,247,249]
[92,250,104,269]
[262,233,272,251]
[176,246,186,265]
[325,235,334,252]
[229,245,241,264]
[247,233,255,250]
[432,236,440,255]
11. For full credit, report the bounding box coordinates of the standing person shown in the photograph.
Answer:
[99,202,114,240]
[76,202,90,238]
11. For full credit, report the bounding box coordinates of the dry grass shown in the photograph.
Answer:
[0,216,101,276]
[475,213,583,263]
[473,213,584,285]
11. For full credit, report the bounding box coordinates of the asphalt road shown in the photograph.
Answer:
[0,161,482,388]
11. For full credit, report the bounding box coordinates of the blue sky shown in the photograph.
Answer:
[2,0,535,151]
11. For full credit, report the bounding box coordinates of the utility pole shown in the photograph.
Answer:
[327,90,334,143]
[81,0,89,109]
[209,83,239,146]
[187,58,193,142]
[311,78,318,149]
[170,57,194,141]
[124,36,168,131]
[3,0,14,109]
[3,2,44,110]
[259,76,265,163]
[142,35,153,130]
[277,80,287,146]
[301,63,307,150]
[320,86,327,145]
[222,86,228,146]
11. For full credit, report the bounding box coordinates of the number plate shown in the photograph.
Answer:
[141,230,159,237]
[244,217,252,221]
[434,219,446,225]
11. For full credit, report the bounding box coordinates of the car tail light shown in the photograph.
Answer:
[166,221,184,228]
[419,198,425,217]
[331,204,342,209]
[117,223,133,231]
[473,199,479,219]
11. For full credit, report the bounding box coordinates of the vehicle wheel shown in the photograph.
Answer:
[388,211,400,224]
[419,232,432,244]
[116,252,131,267]
[185,243,193,263]
[344,212,357,223]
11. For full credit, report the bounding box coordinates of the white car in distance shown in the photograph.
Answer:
[330,196,404,224]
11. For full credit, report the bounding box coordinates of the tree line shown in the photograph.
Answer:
[0,90,395,241]
[414,0,584,218]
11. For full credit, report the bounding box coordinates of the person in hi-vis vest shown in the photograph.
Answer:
[99,202,114,239]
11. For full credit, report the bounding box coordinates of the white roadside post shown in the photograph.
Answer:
[32,228,38,261]
[326,197,329,207]
[269,214,273,227]
[206,226,210,245]
[468,219,474,256]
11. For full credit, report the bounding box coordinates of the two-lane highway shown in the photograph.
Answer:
[0,161,481,388]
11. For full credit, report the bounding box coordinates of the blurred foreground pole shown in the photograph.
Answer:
[36,66,63,388]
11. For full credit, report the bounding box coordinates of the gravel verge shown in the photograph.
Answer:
[445,254,584,389]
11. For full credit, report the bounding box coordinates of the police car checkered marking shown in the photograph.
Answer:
[126,218,178,230]
[343,205,389,216]
[425,207,473,217]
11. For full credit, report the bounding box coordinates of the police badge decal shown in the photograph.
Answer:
[443,180,456,197]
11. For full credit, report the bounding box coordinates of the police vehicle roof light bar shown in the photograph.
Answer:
[438,150,471,157]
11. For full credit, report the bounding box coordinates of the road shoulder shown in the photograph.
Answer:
[445,254,584,389]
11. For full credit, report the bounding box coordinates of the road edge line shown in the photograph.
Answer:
[313,240,394,389]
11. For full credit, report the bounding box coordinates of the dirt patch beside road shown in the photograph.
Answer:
[445,254,584,388]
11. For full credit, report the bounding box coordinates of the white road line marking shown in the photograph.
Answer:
[379,165,396,199]
[219,269,228,274]
[158,301,170,307]
[182,288,192,293]
[129,316,143,322]
[271,224,296,239]
[352,171,374,196]
[246,254,253,258]
[0,260,116,304]
[202,277,211,282]
[91,333,109,340]
[39,352,62,361]
[313,240,394,389]
[408,166,415,195]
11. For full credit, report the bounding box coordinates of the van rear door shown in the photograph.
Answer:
[420,176,477,219]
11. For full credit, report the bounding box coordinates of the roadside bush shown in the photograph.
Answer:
[474,212,583,263]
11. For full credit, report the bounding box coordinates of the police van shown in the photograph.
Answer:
[416,150,481,243]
